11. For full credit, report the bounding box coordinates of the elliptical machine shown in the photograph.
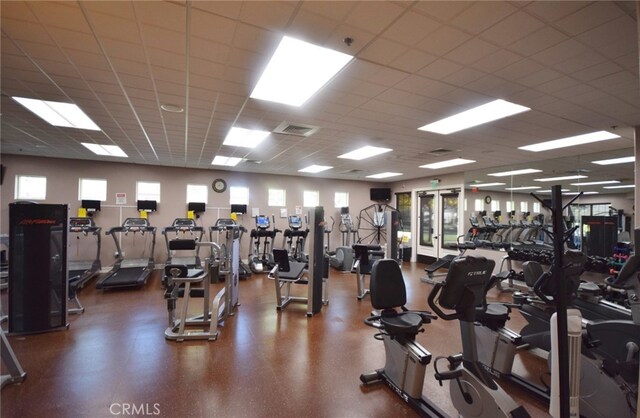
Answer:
[282,215,309,263]
[329,207,355,272]
[249,215,280,273]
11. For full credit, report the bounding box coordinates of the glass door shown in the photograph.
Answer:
[416,190,461,261]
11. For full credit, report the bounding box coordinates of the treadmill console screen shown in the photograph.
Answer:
[124,218,150,229]
[69,217,94,230]
[215,219,236,228]
[256,216,270,229]
[173,218,196,229]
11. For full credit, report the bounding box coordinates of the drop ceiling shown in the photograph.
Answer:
[1,1,638,191]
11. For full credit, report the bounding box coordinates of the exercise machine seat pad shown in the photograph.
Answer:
[439,256,495,311]
[370,259,406,310]
[380,312,423,336]
[272,248,306,280]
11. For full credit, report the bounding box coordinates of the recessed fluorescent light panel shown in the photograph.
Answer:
[13,96,100,130]
[592,156,635,165]
[534,175,587,182]
[569,180,620,186]
[418,99,530,135]
[488,168,542,177]
[299,165,332,173]
[211,156,242,166]
[250,36,353,107]
[537,189,570,193]
[81,143,127,157]
[505,186,541,191]
[338,146,392,161]
[420,158,476,169]
[564,191,599,195]
[223,127,270,148]
[469,182,506,187]
[603,185,635,189]
[366,172,402,179]
[519,131,620,152]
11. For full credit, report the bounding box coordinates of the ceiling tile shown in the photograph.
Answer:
[479,10,545,46]
[391,48,438,73]
[444,38,500,65]
[359,37,409,66]
[412,1,473,23]
[344,1,406,34]
[417,58,463,79]
[382,11,441,46]
[473,49,524,73]
[524,1,590,23]
[449,2,518,34]
[507,26,568,56]
[415,25,472,56]
[554,1,624,36]
[237,1,295,31]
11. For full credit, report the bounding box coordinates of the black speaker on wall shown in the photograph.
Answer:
[0,164,5,186]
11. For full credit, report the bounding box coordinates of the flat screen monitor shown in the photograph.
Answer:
[82,200,101,211]
[188,202,206,213]
[256,215,270,229]
[137,200,157,212]
[370,188,391,202]
[231,204,247,214]
[340,207,349,215]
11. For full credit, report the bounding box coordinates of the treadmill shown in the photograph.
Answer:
[97,218,156,289]
[68,217,102,312]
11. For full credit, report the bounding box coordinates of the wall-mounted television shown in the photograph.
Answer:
[81,200,101,211]
[137,200,157,212]
[231,204,247,214]
[188,202,206,213]
[340,207,349,215]
[370,188,391,202]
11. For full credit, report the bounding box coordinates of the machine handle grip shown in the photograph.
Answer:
[427,283,460,321]
[533,271,554,304]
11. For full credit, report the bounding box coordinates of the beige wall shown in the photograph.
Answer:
[0,154,388,264]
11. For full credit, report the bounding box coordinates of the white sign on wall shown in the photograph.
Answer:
[115,192,127,205]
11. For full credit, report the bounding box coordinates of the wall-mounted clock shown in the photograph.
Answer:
[484,195,492,204]
[212,178,227,193]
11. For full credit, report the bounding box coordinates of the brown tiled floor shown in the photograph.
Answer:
[1,262,550,417]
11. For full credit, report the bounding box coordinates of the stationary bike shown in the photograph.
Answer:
[360,257,530,417]
[428,256,531,418]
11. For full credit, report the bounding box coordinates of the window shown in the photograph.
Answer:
[15,175,46,200]
[395,192,411,242]
[474,199,483,211]
[79,178,107,201]
[137,181,161,202]
[533,202,541,213]
[230,186,249,205]
[490,200,500,213]
[520,201,528,212]
[506,200,515,212]
[303,190,319,207]
[334,192,349,208]
[268,188,286,207]
[186,184,208,204]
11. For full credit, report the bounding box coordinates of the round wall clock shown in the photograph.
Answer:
[484,195,492,204]
[212,178,227,193]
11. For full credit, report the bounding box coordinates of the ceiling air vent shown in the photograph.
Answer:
[566,168,591,174]
[341,169,364,174]
[428,148,454,156]
[273,121,320,137]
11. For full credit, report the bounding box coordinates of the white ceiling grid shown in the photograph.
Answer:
[0,1,638,191]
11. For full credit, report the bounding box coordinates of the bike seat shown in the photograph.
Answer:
[379,312,423,336]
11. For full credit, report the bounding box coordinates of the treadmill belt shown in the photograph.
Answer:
[99,267,148,288]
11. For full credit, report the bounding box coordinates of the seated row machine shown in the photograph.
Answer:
[164,224,241,341]
[268,207,328,317]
